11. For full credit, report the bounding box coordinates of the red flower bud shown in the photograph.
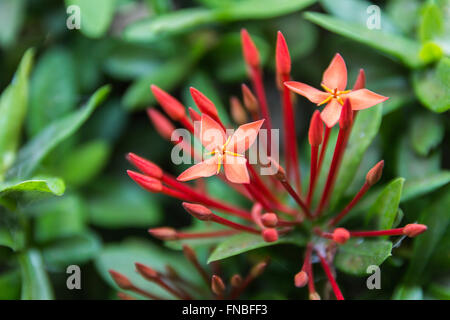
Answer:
[230,96,247,125]
[309,292,321,300]
[366,160,384,186]
[353,68,366,90]
[241,29,260,68]
[109,270,133,290]
[182,202,213,221]
[403,224,427,237]
[262,228,278,242]
[241,84,258,113]
[339,99,353,129]
[261,213,278,228]
[151,85,185,121]
[308,110,324,147]
[333,228,350,244]
[190,87,219,119]
[127,170,162,193]
[148,227,178,240]
[147,108,175,140]
[135,262,159,280]
[294,270,308,288]
[211,275,226,295]
[127,153,163,179]
[231,274,242,287]
[276,31,291,75]
[250,261,268,278]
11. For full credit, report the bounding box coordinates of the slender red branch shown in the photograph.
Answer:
[328,183,370,226]
[307,145,319,207]
[176,230,239,239]
[316,251,344,300]
[183,245,210,286]
[317,126,331,174]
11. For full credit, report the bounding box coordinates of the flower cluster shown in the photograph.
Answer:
[111,30,427,300]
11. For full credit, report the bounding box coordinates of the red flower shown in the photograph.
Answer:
[285,53,388,127]
[177,115,264,184]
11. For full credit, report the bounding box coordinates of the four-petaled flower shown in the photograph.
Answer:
[285,53,388,127]
[177,115,264,184]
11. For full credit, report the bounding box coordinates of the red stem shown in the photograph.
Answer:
[250,67,272,156]
[317,126,331,175]
[211,213,260,234]
[180,116,194,133]
[328,182,370,226]
[304,244,316,294]
[279,179,313,219]
[316,251,344,300]
[306,145,319,207]
[177,230,239,239]
[349,228,404,237]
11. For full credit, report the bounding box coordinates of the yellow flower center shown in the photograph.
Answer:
[204,136,244,174]
[318,83,351,106]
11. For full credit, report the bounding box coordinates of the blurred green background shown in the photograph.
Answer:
[0,0,448,300]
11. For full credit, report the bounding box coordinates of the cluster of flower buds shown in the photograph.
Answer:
[121,29,427,300]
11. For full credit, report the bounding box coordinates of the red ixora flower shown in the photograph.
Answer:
[285,53,388,127]
[118,29,428,301]
[177,115,264,184]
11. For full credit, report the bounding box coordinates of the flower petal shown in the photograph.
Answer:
[177,154,220,181]
[322,53,347,91]
[201,114,226,151]
[284,81,329,104]
[344,89,389,110]
[223,155,249,184]
[320,99,342,128]
[226,119,264,154]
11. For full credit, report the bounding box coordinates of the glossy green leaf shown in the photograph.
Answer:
[402,171,450,202]
[405,187,450,283]
[19,249,53,300]
[366,178,404,230]
[95,239,203,298]
[418,1,444,42]
[89,178,162,228]
[33,195,86,243]
[0,177,65,200]
[0,0,25,47]
[412,57,450,113]
[0,49,34,178]
[410,114,444,156]
[207,233,306,263]
[304,12,424,68]
[6,85,110,180]
[392,284,423,300]
[330,104,382,208]
[43,231,101,269]
[27,47,77,136]
[0,269,21,299]
[0,206,25,251]
[57,140,111,187]
[65,0,117,38]
[335,239,392,276]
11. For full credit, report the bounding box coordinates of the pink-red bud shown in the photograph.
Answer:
[230,96,247,125]
[241,84,258,113]
[339,99,353,129]
[151,85,185,121]
[250,261,268,278]
[333,228,350,244]
[403,224,427,237]
[309,292,321,300]
[147,108,175,140]
[182,202,213,221]
[231,274,242,287]
[188,107,201,122]
[262,228,278,243]
[276,31,291,75]
[353,68,366,90]
[308,110,324,147]
[127,170,162,193]
[148,227,178,240]
[109,270,133,290]
[366,160,384,186]
[127,153,163,179]
[190,87,219,119]
[294,270,308,288]
[241,29,260,68]
[135,262,159,280]
[211,275,226,295]
[261,213,278,228]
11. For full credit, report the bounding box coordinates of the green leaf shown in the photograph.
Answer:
[89,178,162,229]
[386,0,421,35]
[330,104,382,208]
[27,47,77,137]
[0,177,65,201]
[392,284,423,300]
[19,249,53,300]
[33,195,86,243]
[410,114,444,156]
[366,178,404,230]
[95,239,203,298]
[65,0,117,38]
[402,171,450,202]
[412,57,450,113]
[6,85,110,180]
[0,0,25,47]
[0,206,25,251]
[304,12,424,68]
[43,231,101,269]
[57,140,111,187]
[335,239,392,276]
[405,186,450,283]
[207,233,306,263]
[0,269,21,299]
[0,49,34,178]
[418,1,444,42]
